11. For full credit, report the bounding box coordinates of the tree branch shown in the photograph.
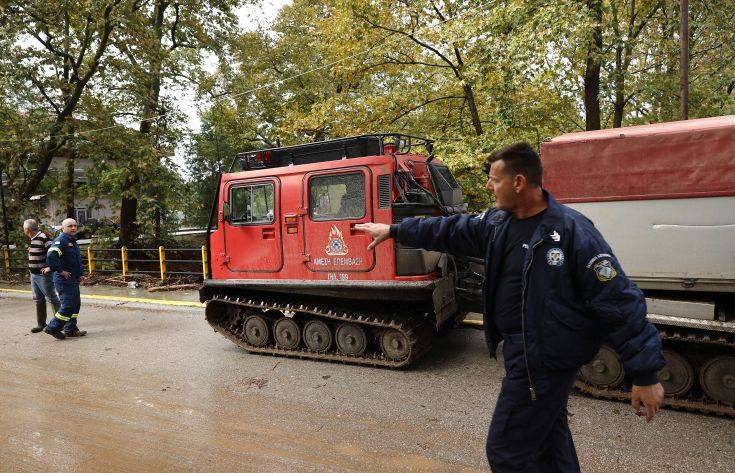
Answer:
[390,95,464,124]
[29,76,61,114]
[74,14,95,71]
[360,15,460,78]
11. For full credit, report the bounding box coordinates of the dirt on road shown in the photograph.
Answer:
[1,293,733,472]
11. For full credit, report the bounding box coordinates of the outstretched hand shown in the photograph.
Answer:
[631,382,664,422]
[353,223,391,250]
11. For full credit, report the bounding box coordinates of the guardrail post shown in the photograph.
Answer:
[201,245,208,279]
[158,245,166,281]
[121,246,128,279]
[2,246,9,274]
[87,245,95,274]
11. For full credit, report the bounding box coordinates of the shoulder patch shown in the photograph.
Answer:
[593,259,617,282]
[586,253,613,269]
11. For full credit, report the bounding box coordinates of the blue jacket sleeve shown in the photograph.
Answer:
[571,220,665,386]
[46,237,64,273]
[394,211,492,259]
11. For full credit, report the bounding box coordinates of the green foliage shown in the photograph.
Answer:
[189,0,734,212]
[3,0,734,232]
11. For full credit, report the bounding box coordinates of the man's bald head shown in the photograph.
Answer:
[61,218,78,236]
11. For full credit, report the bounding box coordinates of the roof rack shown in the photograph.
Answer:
[230,134,434,171]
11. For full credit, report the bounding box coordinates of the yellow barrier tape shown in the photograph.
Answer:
[0,288,205,308]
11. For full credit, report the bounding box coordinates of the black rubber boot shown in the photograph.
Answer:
[65,329,87,337]
[31,302,47,333]
[44,327,66,340]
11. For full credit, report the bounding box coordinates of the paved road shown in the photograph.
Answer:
[1,292,733,472]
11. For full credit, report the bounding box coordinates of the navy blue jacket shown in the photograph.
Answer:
[392,191,665,386]
[47,232,83,283]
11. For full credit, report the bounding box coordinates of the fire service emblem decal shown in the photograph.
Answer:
[325,225,349,256]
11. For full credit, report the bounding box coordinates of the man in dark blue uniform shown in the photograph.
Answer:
[44,218,87,340]
[356,143,665,472]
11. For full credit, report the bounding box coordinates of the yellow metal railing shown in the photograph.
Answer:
[121,246,129,279]
[2,244,210,281]
[158,246,167,281]
[87,245,95,273]
[2,247,9,273]
[201,245,208,279]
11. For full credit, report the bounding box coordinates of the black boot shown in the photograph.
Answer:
[31,302,47,333]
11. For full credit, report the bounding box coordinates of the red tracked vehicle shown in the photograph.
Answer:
[200,135,482,368]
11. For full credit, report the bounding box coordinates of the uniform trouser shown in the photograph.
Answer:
[46,280,81,333]
[486,338,580,473]
[30,272,61,306]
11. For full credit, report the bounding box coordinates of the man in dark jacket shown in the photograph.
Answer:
[23,219,61,333]
[356,142,665,472]
[44,218,86,339]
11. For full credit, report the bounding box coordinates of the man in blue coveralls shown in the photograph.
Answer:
[356,142,665,472]
[44,218,87,339]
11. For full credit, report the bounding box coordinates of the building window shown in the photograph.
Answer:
[309,172,365,221]
[230,183,275,225]
[75,207,89,224]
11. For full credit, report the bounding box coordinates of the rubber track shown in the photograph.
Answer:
[205,293,434,368]
[576,324,735,417]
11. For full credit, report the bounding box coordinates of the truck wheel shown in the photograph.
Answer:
[243,315,269,347]
[579,345,625,388]
[335,323,367,356]
[380,329,410,361]
[303,320,332,353]
[274,317,301,350]
[699,356,735,404]
[658,349,694,397]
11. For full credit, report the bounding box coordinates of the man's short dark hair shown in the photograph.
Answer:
[486,142,543,187]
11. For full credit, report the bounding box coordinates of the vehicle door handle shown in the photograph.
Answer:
[262,228,275,239]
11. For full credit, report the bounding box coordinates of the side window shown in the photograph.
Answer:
[230,183,275,224]
[309,172,365,221]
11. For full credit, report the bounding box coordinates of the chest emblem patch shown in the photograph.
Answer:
[593,259,617,282]
[546,247,564,266]
[325,225,349,256]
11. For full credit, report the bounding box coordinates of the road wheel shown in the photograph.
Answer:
[699,356,735,403]
[303,320,332,353]
[658,349,694,397]
[380,329,410,361]
[243,315,269,347]
[335,323,367,356]
[579,345,625,388]
[274,317,301,350]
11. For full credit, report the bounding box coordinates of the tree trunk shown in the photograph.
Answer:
[118,175,138,248]
[584,0,603,131]
[462,83,484,136]
[118,0,165,247]
[679,0,689,120]
[63,148,76,219]
[613,45,625,128]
